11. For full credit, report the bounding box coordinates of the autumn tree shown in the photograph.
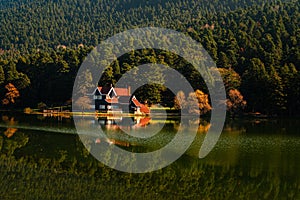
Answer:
[174,91,187,111]
[226,89,246,117]
[194,90,211,115]
[74,96,92,112]
[2,83,20,105]
[187,92,200,115]
[175,90,211,115]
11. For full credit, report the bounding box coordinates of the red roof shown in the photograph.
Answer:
[132,98,143,107]
[140,104,150,114]
[97,86,130,96]
[114,88,130,96]
[132,98,150,114]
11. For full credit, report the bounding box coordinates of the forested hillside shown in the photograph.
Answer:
[0,0,274,49]
[0,0,299,115]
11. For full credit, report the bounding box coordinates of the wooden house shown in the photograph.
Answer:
[93,85,150,114]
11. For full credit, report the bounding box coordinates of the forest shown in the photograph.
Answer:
[0,0,299,115]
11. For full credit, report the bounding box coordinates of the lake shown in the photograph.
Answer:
[0,112,299,199]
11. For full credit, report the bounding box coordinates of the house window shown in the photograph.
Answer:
[94,95,102,100]
[99,105,106,110]
[111,105,119,109]
[107,105,112,110]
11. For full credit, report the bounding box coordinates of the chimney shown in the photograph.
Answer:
[128,86,131,96]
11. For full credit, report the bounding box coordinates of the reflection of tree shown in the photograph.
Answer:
[78,135,94,157]
[197,120,211,133]
[2,115,18,138]
[1,131,29,155]
[0,117,298,199]
[0,115,29,155]
[223,120,246,135]
[4,128,18,138]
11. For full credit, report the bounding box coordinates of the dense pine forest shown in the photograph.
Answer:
[0,0,299,115]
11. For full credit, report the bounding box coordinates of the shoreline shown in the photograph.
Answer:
[1,109,299,119]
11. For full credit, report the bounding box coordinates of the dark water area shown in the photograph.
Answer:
[0,112,299,199]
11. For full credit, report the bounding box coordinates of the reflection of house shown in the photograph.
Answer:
[132,117,151,128]
[93,85,150,114]
[97,116,151,130]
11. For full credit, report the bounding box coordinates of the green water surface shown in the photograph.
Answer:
[0,113,299,199]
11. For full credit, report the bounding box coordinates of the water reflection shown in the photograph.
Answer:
[0,114,299,198]
[97,116,151,129]
[79,116,205,150]
[0,116,29,156]
[2,115,18,138]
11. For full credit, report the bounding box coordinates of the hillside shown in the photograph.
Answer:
[0,0,280,49]
[0,0,299,115]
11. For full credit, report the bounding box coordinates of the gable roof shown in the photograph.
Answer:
[95,86,130,97]
[131,97,143,107]
[131,96,150,114]
[97,86,112,94]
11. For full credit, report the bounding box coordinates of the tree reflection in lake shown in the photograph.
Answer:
[2,115,18,138]
[0,114,299,199]
[0,115,29,156]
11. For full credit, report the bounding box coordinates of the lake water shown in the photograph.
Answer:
[0,112,299,199]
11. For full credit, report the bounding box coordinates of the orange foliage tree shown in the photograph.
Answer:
[175,90,211,115]
[188,90,212,115]
[2,83,20,105]
[226,89,246,117]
